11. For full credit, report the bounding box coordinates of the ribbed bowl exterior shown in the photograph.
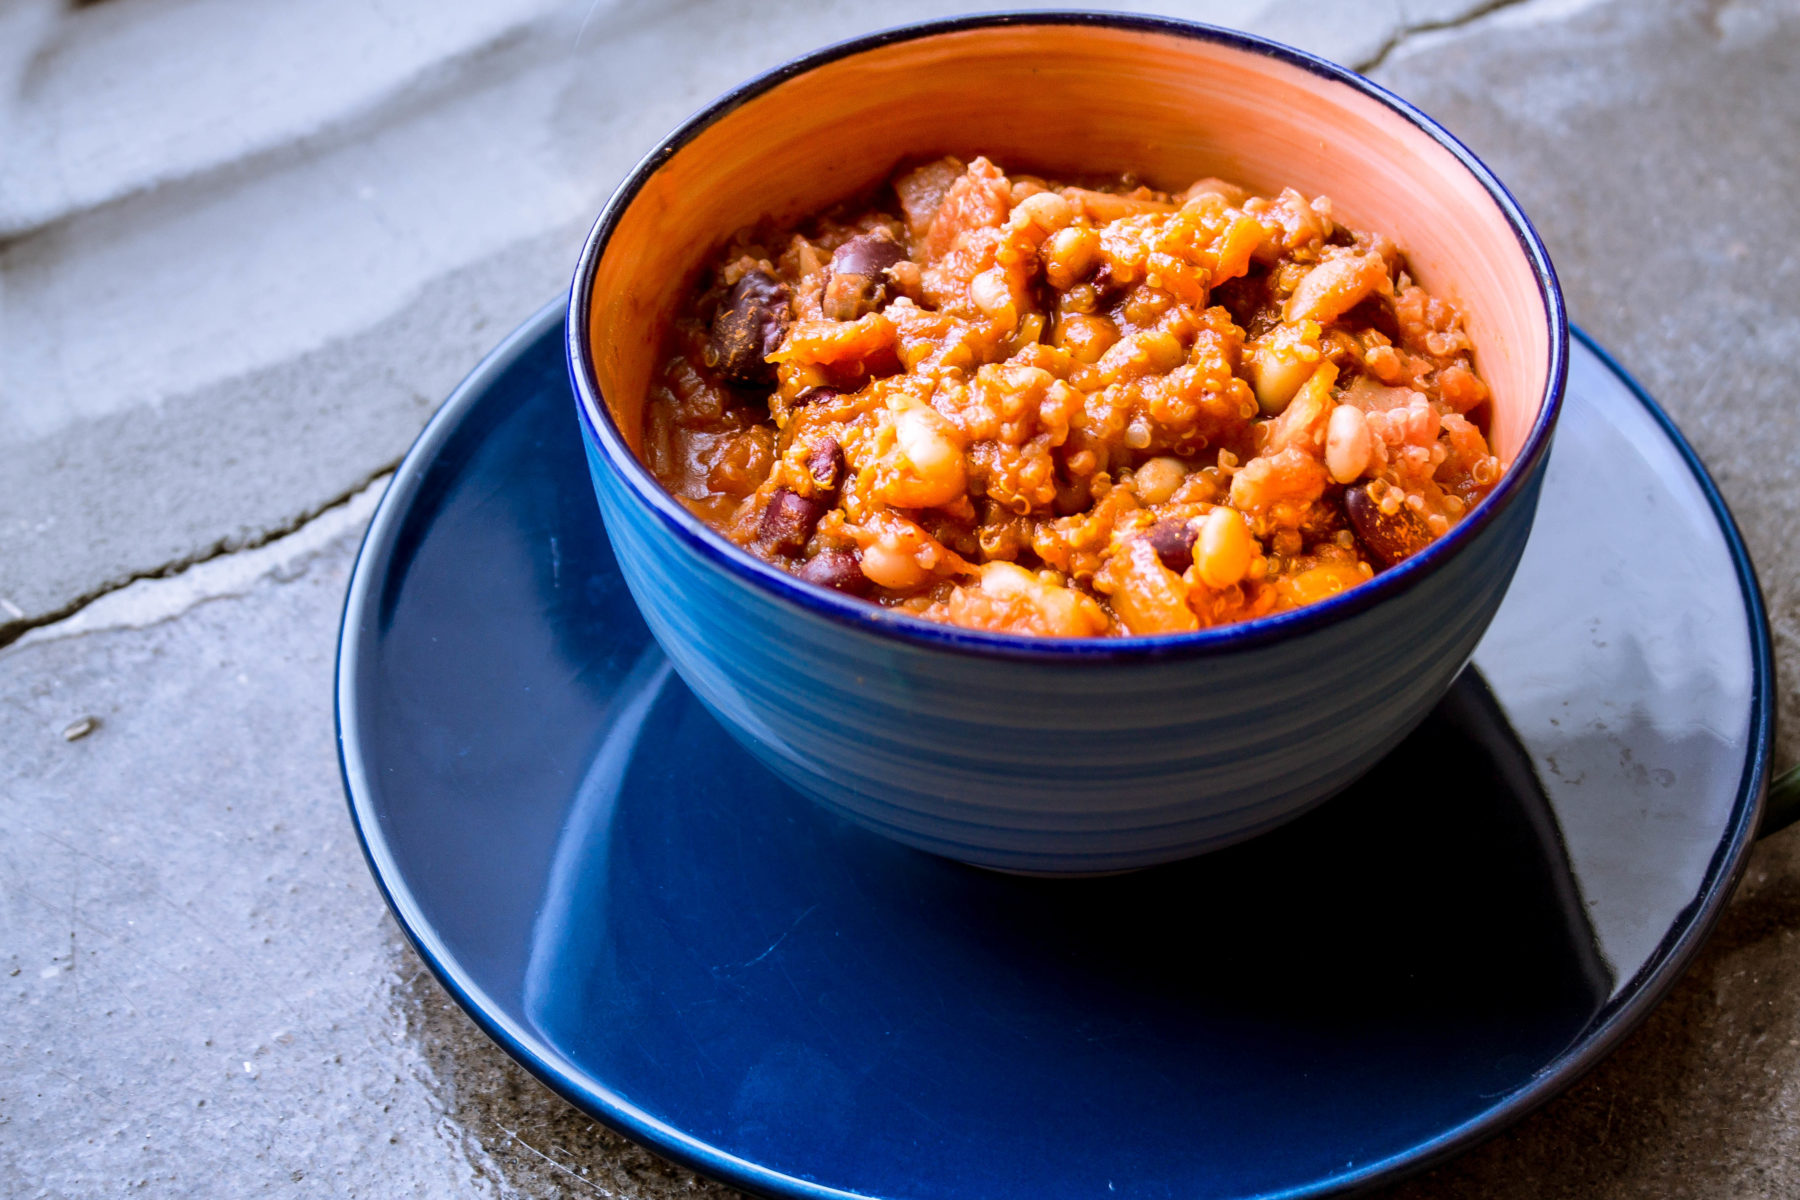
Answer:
[580,433,1548,873]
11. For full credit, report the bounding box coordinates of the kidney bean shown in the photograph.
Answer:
[833,230,906,278]
[806,436,846,495]
[791,386,842,408]
[822,230,906,321]
[796,550,871,596]
[706,270,790,385]
[1344,484,1432,566]
[1145,518,1198,575]
[756,487,826,556]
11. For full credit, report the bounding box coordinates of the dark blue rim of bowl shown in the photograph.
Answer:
[337,304,1772,1199]
[566,10,1568,662]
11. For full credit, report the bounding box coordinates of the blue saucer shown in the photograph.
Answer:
[337,303,1772,1199]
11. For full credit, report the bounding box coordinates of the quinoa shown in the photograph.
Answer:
[638,156,1501,637]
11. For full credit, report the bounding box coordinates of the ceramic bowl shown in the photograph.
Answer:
[566,13,1567,874]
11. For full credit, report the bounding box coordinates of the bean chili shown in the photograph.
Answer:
[639,156,1501,637]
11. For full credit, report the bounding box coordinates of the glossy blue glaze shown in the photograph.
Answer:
[336,306,1769,1200]
[565,15,1568,872]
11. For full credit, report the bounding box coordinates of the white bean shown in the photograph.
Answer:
[1325,403,1374,484]
[857,515,934,589]
[1197,507,1255,589]
[1134,456,1187,505]
[969,269,1017,327]
[1011,190,1074,235]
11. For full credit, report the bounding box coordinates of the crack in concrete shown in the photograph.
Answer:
[0,463,395,650]
[1355,0,1542,74]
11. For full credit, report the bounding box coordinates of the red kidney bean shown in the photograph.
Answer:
[706,270,790,385]
[1344,484,1432,566]
[797,550,870,596]
[791,386,842,408]
[832,230,905,278]
[1145,519,1198,574]
[756,487,825,556]
[806,436,846,495]
[822,230,906,321]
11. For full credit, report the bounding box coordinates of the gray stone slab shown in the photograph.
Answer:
[5,0,1800,1195]
[0,229,575,634]
[0,0,1496,642]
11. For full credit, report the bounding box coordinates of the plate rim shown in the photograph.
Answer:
[334,306,1773,1200]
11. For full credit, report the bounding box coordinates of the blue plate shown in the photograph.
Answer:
[337,303,1772,1200]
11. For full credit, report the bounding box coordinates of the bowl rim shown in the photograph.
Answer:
[566,9,1570,662]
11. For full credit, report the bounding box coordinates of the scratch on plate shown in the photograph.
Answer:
[721,904,819,974]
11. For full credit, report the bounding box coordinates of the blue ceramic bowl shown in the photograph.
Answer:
[567,14,1567,873]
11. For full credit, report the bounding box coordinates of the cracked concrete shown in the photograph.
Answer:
[0,0,1501,642]
[9,476,384,650]
[1347,0,1542,74]
[0,224,569,646]
[4,0,1799,1195]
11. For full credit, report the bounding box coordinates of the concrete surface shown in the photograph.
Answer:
[0,0,1495,639]
[2,0,1797,1195]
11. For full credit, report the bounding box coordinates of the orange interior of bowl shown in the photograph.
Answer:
[588,23,1550,463]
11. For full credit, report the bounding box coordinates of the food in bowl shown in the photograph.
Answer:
[641,155,1502,637]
